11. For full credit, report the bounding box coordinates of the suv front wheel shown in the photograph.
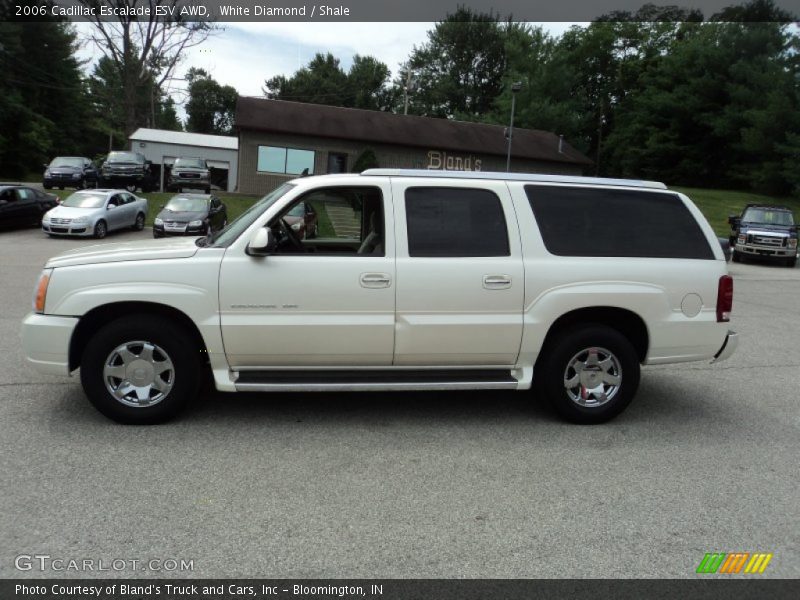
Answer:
[536,324,640,424]
[80,315,200,424]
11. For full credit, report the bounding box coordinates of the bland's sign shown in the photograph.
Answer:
[427,151,482,171]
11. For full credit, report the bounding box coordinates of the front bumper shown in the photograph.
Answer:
[711,330,738,363]
[735,242,796,259]
[21,313,78,375]
[153,224,206,237]
[44,175,81,186]
[42,223,91,236]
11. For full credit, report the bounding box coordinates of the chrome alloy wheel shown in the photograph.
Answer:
[103,341,175,407]
[563,346,622,408]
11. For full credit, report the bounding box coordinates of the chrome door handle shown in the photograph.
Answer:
[483,275,512,289]
[360,273,392,288]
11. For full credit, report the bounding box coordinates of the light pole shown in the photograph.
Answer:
[506,81,522,172]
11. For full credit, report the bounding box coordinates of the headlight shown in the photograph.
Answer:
[33,269,53,314]
[41,212,51,222]
[72,173,81,179]
[291,222,302,231]
[737,234,746,244]
[44,169,51,176]
[72,216,88,224]
[789,238,798,249]
[154,217,163,226]
[189,220,203,227]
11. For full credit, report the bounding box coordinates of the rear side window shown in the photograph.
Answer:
[525,186,714,259]
[405,187,510,257]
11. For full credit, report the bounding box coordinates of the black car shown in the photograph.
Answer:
[99,151,154,193]
[0,184,59,229]
[153,194,227,238]
[729,204,798,267]
[168,157,211,193]
[43,156,99,190]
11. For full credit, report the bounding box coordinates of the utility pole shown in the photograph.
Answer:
[506,82,522,172]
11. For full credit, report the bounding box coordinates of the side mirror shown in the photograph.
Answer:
[246,228,276,256]
[107,204,116,210]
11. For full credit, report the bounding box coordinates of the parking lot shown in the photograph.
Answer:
[0,225,798,579]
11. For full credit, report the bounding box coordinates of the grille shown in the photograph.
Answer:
[49,218,71,225]
[752,235,784,247]
[164,221,187,227]
[175,172,200,179]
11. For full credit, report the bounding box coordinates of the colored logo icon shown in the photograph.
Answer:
[696,552,773,574]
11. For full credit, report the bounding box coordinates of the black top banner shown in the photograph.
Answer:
[5,0,800,22]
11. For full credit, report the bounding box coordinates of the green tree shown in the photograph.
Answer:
[0,20,91,177]
[400,7,507,119]
[263,52,391,111]
[185,68,238,135]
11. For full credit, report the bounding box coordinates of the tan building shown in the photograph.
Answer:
[234,97,592,195]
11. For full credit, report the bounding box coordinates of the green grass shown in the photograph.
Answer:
[672,187,800,236]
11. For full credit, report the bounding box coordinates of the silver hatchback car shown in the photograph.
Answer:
[42,189,148,238]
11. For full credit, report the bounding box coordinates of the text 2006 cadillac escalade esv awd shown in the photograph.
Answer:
[21,170,737,424]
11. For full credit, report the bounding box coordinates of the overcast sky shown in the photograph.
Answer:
[73,22,580,118]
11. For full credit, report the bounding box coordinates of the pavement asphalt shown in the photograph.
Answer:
[0,225,798,579]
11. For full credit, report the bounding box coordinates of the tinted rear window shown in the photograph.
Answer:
[525,185,714,259]
[405,187,510,257]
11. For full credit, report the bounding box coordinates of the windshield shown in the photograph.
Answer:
[164,196,208,212]
[742,208,794,226]
[207,183,295,248]
[107,152,143,164]
[61,193,106,208]
[174,158,206,169]
[49,157,83,168]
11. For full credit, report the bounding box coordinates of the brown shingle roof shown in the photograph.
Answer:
[235,97,592,167]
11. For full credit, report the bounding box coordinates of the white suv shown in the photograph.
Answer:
[21,170,737,424]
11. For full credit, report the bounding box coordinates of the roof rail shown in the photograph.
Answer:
[360,169,668,190]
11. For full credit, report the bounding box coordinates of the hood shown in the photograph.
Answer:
[46,165,82,174]
[157,209,207,221]
[45,205,102,218]
[46,237,200,268]
[740,223,795,235]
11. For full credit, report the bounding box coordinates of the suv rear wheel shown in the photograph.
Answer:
[536,324,640,424]
[80,315,200,424]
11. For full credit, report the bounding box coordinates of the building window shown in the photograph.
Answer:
[257,146,315,175]
[327,153,348,173]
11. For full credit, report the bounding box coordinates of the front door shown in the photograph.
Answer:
[219,184,395,367]
[391,180,525,366]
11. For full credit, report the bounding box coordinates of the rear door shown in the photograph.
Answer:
[392,179,525,366]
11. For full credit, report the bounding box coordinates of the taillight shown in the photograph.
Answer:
[716,275,733,322]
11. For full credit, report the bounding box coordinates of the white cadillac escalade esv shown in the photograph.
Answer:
[21,170,737,424]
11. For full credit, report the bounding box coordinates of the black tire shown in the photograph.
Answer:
[43,183,52,190]
[732,250,741,263]
[93,220,107,239]
[535,324,640,424]
[204,187,211,194]
[79,315,201,424]
[58,186,64,190]
[133,212,145,231]
[125,183,138,193]
[787,257,797,268]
